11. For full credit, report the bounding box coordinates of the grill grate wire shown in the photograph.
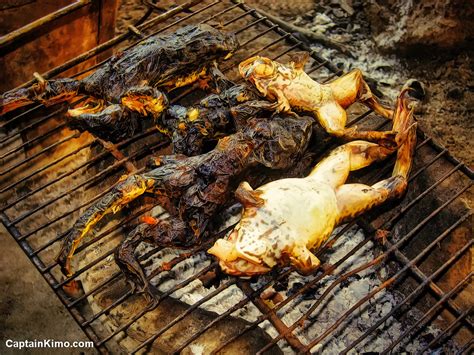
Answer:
[0,0,472,353]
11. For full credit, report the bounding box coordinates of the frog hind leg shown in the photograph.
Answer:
[315,101,397,148]
[334,91,417,224]
[328,68,393,119]
[56,173,152,276]
[115,217,194,305]
[114,223,160,304]
[289,245,321,275]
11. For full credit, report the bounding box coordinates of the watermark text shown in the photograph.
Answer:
[5,339,94,350]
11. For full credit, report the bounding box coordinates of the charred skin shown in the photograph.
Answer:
[0,78,81,115]
[57,174,154,276]
[57,115,313,298]
[1,24,238,116]
[66,87,169,142]
[164,84,271,155]
[66,104,143,143]
[239,53,398,147]
[67,67,250,145]
[209,88,417,277]
[81,25,238,101]
[67,83,270,147]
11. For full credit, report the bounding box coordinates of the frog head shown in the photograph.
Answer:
[208,182,277,276]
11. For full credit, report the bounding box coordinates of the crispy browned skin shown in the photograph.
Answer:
[209,88,417,276]
[239,52,398,147]
[56,114,314,300]
[164,83,271,155]
[67,81,271,153]
[0,24,238,132]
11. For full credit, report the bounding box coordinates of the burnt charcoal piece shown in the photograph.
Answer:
[56,114,314,301]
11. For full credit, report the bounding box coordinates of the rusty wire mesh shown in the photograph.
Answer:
[0,0,472,353]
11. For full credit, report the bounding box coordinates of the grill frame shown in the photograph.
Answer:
[0,0,472,353]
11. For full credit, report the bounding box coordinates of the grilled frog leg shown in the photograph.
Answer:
[115,216,194,303]
[209,87,416,276]
[57,174,155,276]
[67,104,144,142]
[0,78,81,115]
[239,53,397,146]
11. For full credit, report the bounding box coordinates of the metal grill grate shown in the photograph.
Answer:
[0,0,472,353]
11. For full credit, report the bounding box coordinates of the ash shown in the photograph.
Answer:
[305,12,409,100]
[139,206,441,354]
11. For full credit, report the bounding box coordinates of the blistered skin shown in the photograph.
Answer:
[56,115,313,300]
[239,53,398,147]
[80,25,238,101]
[0,25,238,140]
[67,82,269,146]
[164,84,271,155]
[209,88,417,276]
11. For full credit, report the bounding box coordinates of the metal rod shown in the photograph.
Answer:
[68,244,159,309]
[71,1,221,79]
[0,132,79,181]
[131,279,237,354]
[0,1,465,354]
[381,272,472,354]
[95,261,219,346]
[8,156,132,226]
[173,269,294,353]
[232,0,340,74]
[0,139,96,193]
[386,238,474,330]
[298,223,473,354]
[222,9,256,28]
[210,226,375,355]
[20,166,144,246]
[0,211,106,351]
[256,184,471,353]
[233,17,268,36]
[240,280,307,353]
[82,255,215,328]
[0,104,43,130]
[0,107,63,146]
[87,229,232,339]
[0,0,92,52]
[9,138,166,227]
[200,2,242,24]
[419,130,473,179]
[416,306,472,355]
[341,212,472,353]
[455,339,473,355]
[0,122,68,161]
[2,127,159,211]
[15,0,203,90]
